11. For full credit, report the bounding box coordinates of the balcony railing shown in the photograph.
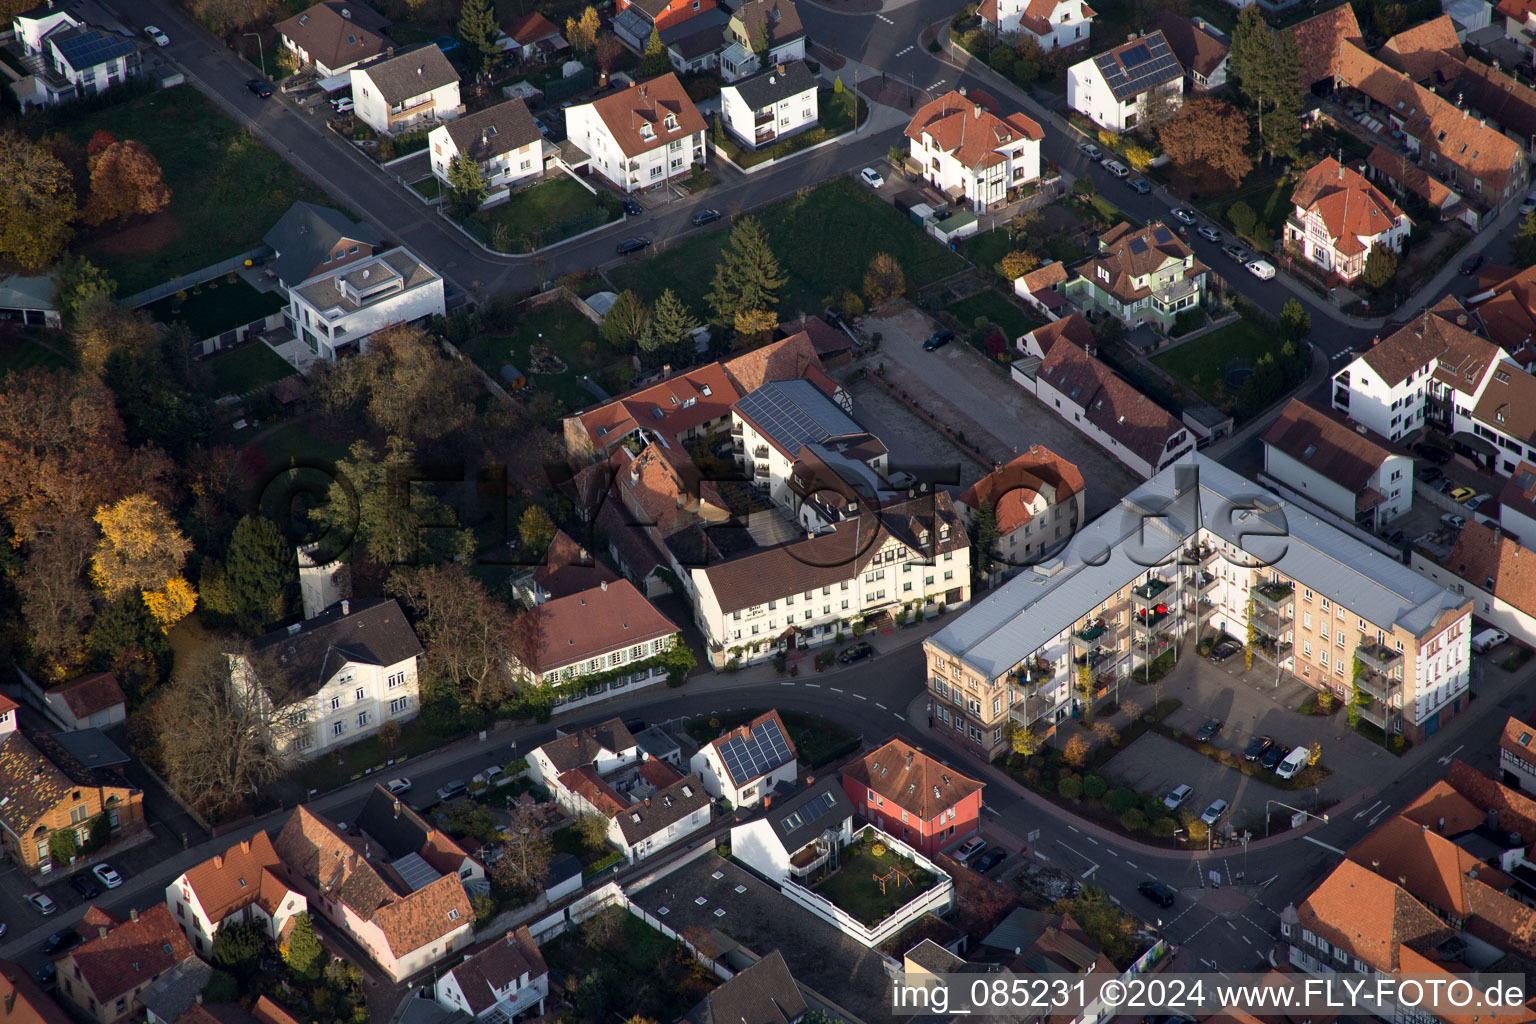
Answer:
[1072,647,1114,673]
[1251,580,1295,612]
[389,96,436,121]
[1132,578,1172,609]
[1356,698,1391,730]
[1182,543,1218,567]
[1251,605,1292,641]
[1132,604,1172,633]
[1187,570,1218,593]
[1071,619,1114,651]
[753,445,769,458]
[1355,640,1402,675]
[1354,667,1400,703]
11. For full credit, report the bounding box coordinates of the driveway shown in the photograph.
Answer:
[867,306,1141,518]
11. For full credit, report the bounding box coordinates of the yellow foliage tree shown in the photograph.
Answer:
[1124,144,1154,171]
[862,251,906,307]
[566,6,600,51]
[1009,721,1041,756]
[1308,741,1322,766]
[997,249,1040,280]
[1063,733,1091,767]
[734,307,778,341]
[90,494,194,598]
[143,576,198,632]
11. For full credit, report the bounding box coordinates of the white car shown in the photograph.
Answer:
[1200,799,1229,826]
[144,25,169,46]
[331,96,354,114]
[472,764,504,785]
[954,836,987,862]
[385,777,412,795]
[26,893,56,915]
[1102,159,1130,178]
[1245,259,1276,280]
[1163,784,1194,811]
[1170,208,1197,226]
[92,864,123,889]
[1076,142,1102,161]
[860,167,884,189]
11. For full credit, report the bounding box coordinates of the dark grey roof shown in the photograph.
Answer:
[627,0,674,21]
[1092,30,1182,101]
[662,8,730,59]
[445,98,541,162]
[355,43,457,103]
[50,26,135,70]
[138,958,214,1024]
[50,728,130,769]
[614,773,711,844]
[262,201,383,287]
[761,776,852,853]
[733,378,863,456]
[685,950,806,1024]
[905,938,964,973]
[613,6,653,38]
[545,852,582,887]
[729,60,817,111]
[981,906,1066,952]
[248,597,423,704]
[634,725,681,761]
[355,783,436,860]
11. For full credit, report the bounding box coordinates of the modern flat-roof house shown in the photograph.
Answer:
[904,89,1043,213]
[1262,398,1414,528]
[1283,157,1411,284]
[729,776,854,882]
[427,98,544,199]
[566,74,707,193]
[283,247,445,362]
[234,597,423,760]
[350,44,461,137]
[840,738,983,857]
[56,906,196,1024]
[720,61,819,150]
[163,832,305,956]
[720,0,806,81]
[927,455,1472,761]
[277,1,392,79]
[955,446,1087,577]
[978,0,1094,53]
[0,272,61,328]
[9,4,140,109]
[1067,31,1184,133]
[689,710,798,807]
[1065,221,1209,331]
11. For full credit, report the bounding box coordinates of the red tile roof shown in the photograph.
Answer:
[1285,4,1364,87]
[1153,11,1230,78]
[1471,264,1536,350]
[1295,858,1450,972]
[842,737,982,821]
[1501,715,1536,768]
[720,331,833,396]
[957,445,1084,536]
[1446,758,1536,840]
[532,530,619,600]
[1346,815,1514,919]
[517,578,678,676]
[441,928,548,1015]
[1023,312,1094,357]
[1261,398,1406,490]
[905,89,1042,172]
[580,73,706,159]
[65,905,195,1005]
[0,958,74,1024]
[560,764,629,817]
[1290,157,1406,256]
[1399,779,1486,836]
[1379,14,1461,81]
[536,719,638,774]
[276,2,391,71]
[501,11,559,43]
[1074,221,1206,305]
[45,672,125,720]
[180,832,294,926]
[1367,144,1458,209]
[571,363,738,452]
[1037,344,1187,470]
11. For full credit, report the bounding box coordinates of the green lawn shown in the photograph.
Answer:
[65,90,329,295]
[1151,319,1280,406]
[813,841,938,926]
[295,728,444,795]
[551,823,613,868]
[715,89,865,169]
[463,177,620,253]
[204,342,296,397]
[958,229,1013,271]
[252,419,352,474]
[409,176,443,199]
[0,331,72,375]
[540,907,714,1022]
[947,290,1043,341]
[610,177,966,319]
[144,278,287,340]
[459,299,614,413]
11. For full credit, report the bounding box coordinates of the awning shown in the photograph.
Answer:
[1451,431,1497,457]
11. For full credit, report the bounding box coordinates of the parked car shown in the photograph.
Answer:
[1128,178,1152,194]
[1414,442,1453,464]
[34,962,56,987]
[1196,226,1221,244]
[838,641,875,664]
[1420,466,1443,484]
[1077,142,1102,161]
[923,329,954,351]
[1450,486,1477,503]
[1522,190,1536,215]
[1243,735,1274,761]
[246,79,272,98]
[1461,253,1485,275]
[623,717,647,734]
[616,237,651,255]
[860,167,884,188]
[473,764,504,785]
[40,929,82,956]
[1472,627,1510,653]
[691,208,721,226]
[1208,638,1242,663]
[67,874,99,899]
[1170,208,1197,226]
[92,863,123,889]
[1222,244,1250,262]
[330,96,354,114]
[385,777,412,795]
[954,837,987,862]
[1163,783,1194,810]
[1259,745,1286,771]
[1199,799,1229,826]
[1465,493,1493,511]
[436,779,468,802]
[25,893,56,915]
[1195,718,1222,741]
[1138,880,1177,908]
[622,199,643,216]
[1246,259,1277,280]
[144,24,169,45]
[1103,159,1130,178]
[973,847,1008,873]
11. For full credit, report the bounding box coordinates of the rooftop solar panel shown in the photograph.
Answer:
[53,28,135,70]
[734,379,863,454]
[717,718,794,783]
[1153,227,1175,244]
[1128,238,1148,254]
[1119,42,1151,68]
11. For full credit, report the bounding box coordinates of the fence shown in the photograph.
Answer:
[195,311,287,357]
[124,246,270,308]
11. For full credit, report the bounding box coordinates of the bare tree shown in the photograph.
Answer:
[386,564,518,708]
[491,808,553,895]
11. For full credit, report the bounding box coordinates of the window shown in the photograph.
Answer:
[332,722,346,737]
[390,696,411,715]
[330,695,341,710]
[387,672,405,688]
[631,644,646,660]
[357,712,369,728]
[355,686,365,701]
[348,245,358,255]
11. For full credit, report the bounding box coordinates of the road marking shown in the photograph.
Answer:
[876,12,893,21]
[1108,895,1120,905]
[830,687,843,693]
[1242,935,1255,948]
[1354,800,1384,821]
[1367,803,1393,828]
[780,681,794,686]
[853,693,867,700]
[1303,835,1346,855]
[1034,851,1052,862]
[1081,865,1098,879]
[1084,836,1098,846]
[895,44,914,56]
[875,702,887,709]
[1125,861,1138,870]
[1226,920,1239,932]
[803,683,820,689]
[894,713,905,721]
[1068,825,1080,833]
[1438,743,1465,766]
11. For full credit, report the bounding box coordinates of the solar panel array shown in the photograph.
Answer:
[779,789,840,834]
[54,28,136,71]
[717,719,794,783]
[1152,226,1176,245]
[1119,43,1151,68]
[1128,238,1149,255]
[1095,31,1182,101]
[735,379,862,453]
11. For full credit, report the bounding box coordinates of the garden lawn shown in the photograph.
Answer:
[204,342,297,397]
[295,728,442,794]
[466,177,619,252]
[609,177,966,319]
[408,176,442,199]
[1151,319,1280,407]
[459,299,614,412]
[552,823,612,868]
[0,331,72,374]
[947,290,1043,341]
[540,908,712,1022]
[65,90,329,295]
[813,842,937,926]
[144,278,287,340]
[957,229,1013,271]
[252,420,352,475]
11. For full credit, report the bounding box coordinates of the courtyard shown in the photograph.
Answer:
[809,839,938,927]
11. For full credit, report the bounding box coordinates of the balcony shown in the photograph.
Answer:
[1251,580,1294,612]
[389,96,436,123]
[1136,634,1175,661]
[1356,697,1392,731]
[1072,646,1115,674]
[1011,690,1066,729]
[1132,603,1172,634]
[1354,666,1400,703]
[753,445,769,459]
[1132,578,1172,610]
[1251,605,1292,641]
[1187,570,1218,593]
[789,842,831,878]
[1355,640,1402,675]
[1071,619,1114,652]
[1182,542,1218,567]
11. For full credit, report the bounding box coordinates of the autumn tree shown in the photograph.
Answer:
[1063,733,1091,766]
[0,130,79,270]
[72,295,160,375]
[53,256,116,326]
[281,913,326,982]
[572,812,612,852]
[18,523,96,678]
[83,139,171,226]
[1137,82,1182,139]
[91,493,197,631]
[997,250,1039,280]
[388,564,518,707]
[706,216,786,327]
[1159,96,1253,187]
[1362,243,1398,290]
[733,307,778,343]
[600,289,651,349]
[862,252,906,307]
[199,515,293,634]
[518,505,556,554]
[567,6,600,51]
[493,809,553,895]
[1512,212,1536,268]
[457,0,499,72]
[509,606,548,686]
[594,34,624,72]
[642,27,670,76]
[313,323,475,445]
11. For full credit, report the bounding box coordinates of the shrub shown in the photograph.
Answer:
[1082,774,1108,800]
[1229,200,1256,238]
[1120,809,1148,832]
[1151,816,1179,837]
[1106,788,1138,815]
[1057,775,1083,799]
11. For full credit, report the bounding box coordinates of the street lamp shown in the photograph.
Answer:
[1265,799,1330,838]
[244,32,265,78]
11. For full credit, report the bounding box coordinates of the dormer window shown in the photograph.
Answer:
[940,524,950,541]
[665,113,678,130]
[640,123,655,139]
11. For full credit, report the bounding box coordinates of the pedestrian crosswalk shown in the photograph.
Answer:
[876,12,894,23]
[895,44,914,57]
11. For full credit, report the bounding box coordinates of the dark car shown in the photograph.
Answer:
[622,199,643,217]
[1414,442,1452,464]
[922,329,954,351]
[1259,744,1286,771]
[1138,880,1177,908]
[68,874,99,899]
[973,848,1007,874]
[1195,718,1222,742]
[1460,253,1485,275]
[1243,735,1274,761]
[838,641,875,665]
[623,717,646,734]
[691,208,722,226]
[1128,178,1152,194]
[41,929,82,956]
[1208,638,1242,663]
[246,79,272,98]
[616,237,651,255]
[33,963,56,988]
[1420,466,1443,484]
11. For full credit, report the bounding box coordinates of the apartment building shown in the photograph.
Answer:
[926,455,1472,761]
[840,738,983,857]
[283,248,446,362]
[565,74,706,193]
[1261,398,1414,528]
[904,89,1043,213]
[720,61,818,150]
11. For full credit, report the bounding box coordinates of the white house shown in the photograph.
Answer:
[954,445,1087,576]
[729,777,854,883]
[428,98,544,198]
[720,60,818,150]
[977,0,1094,52]
[1284,157,1412,284]
[434,928,549,1021]
[1154,12,1229,90]
[233,597,423,760]
[733,378,886,520]
[1411,520,1536,647]
[689,710,798,807]
[1499,715,1536,792]
[496,11,566,61]
[527,718,640,793]
[284,247,445,362]
[904,89,1043,212]
[350,44,461,137]
[10,5,140,108]
[720,0,806,80]
[164,832,306,957]
[1067,31,1184,132]
[566,74,707,192]
[42,672,126,731]
[1262,398,1414,529]
[276,1,392,80]
[1064,221,1208,331]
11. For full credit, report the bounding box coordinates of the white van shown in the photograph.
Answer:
[1246,259,1276,280]
[1274,745,1309,780]
[1471,627,1509,654]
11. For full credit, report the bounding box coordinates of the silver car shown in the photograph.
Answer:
[1163,784,1193,811]
[1200,799,1229,826]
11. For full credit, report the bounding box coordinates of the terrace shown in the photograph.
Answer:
[1355,640,1402,675]
[1251,580,1295,611]
[1132,603,1172,633]
[1187,570,1218,593]
[1071,619,1115,652]
[1251,605,1292,641]
[807,834,941,929]
[1132,577,1172,609]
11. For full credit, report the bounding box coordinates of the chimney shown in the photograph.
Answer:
[195,996,203,1006]
[1371,859,1380,870]
[341,6,350,16]
[1438,817,1446,832]
[213,855,224,869]
[1399,875,1408,886]
[97,924,109,939]
[806,776,814,785]
[386,45,394,56]
[342,599,350,615]
[905,751,914,769]
[1488,809,1499,831]
[661,363,672,378]
[130,908,138,923]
